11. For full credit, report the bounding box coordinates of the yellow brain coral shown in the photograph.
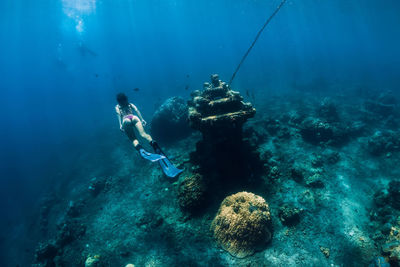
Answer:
[211,192,272,258]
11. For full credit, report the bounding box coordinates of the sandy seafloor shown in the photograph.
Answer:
[4,84,400,267]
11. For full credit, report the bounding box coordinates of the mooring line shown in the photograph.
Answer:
[229,0,287,86]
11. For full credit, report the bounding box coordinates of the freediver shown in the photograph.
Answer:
[78,42,97,57]
[115,93,183,177]
[116,93,159,158]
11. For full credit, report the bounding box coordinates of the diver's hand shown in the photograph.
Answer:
[141,120,147,127]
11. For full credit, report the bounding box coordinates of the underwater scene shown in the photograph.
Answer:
[1,0,400,266]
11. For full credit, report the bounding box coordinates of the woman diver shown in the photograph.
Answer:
[115,93,164,162]
[115,92,183,177]
[116,93,152,149]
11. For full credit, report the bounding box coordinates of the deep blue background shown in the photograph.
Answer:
[0,0,399,238]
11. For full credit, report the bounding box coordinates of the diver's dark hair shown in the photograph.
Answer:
[116,93,129,107]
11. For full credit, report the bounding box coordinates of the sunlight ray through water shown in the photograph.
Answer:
[61,0,96,33]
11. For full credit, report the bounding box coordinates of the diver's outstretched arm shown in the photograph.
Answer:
[115,105,123,130]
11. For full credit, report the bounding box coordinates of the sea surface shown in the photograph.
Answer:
[1,0,400,266]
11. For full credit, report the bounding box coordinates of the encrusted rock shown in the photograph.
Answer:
[300,118,334,144]
[382,241,400,255]
[263,118,291,139]
[211,192,272,258]
[374,189,390,208]
[85,255,101,267]
[367,131,400,156]
[319,246,330,258]
[381,223,393,235]
[299,117,356,146]
[389,181,400,209]
[305,173,325,188]
[88,177,106,196]
[368,256,390,267]
[311,155,324,167]
[66,200,84,218]
[324,150,340,164]
[316,98,340,123]
[136,212,163,231]
[178,173,207,213]
[56,221,86,247]
[278,204,302,226]
[35,242,58,263]
[290,165,305,182]
[268,166,281,181]
[264,118,281,135]
[151,96,192,143]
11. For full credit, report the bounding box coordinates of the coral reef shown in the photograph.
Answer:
[13,86,400,266]
[278,204,302,226]
[39,194,58,233]
[367,130,400,156]
[389,181,400,209]
[289,161,325,189]
[35,242,58,264]
[211,192,272,258]
[151,96,192,143]
[177,173,207,214]
[299,117,350,146]
[88,177,108,197]
[369,181,400,266]
[316,98,340,123]
[369,256,390,267]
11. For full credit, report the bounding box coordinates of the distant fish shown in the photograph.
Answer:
[133,88,140,92]
[185,85,190,90]
[94,73,99,78]
[186,74,190,78]
[78,42,97,57]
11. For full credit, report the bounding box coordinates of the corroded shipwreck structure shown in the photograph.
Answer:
[188,74,262,187]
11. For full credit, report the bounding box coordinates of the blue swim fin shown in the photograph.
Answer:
[158,157,184,178]
[151,142,183,178]
[139,149,166,162]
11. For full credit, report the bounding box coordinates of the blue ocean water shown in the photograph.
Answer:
[1,0,400,265]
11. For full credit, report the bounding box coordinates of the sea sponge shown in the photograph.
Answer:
[211,192,272,258]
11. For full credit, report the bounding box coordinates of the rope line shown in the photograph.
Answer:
[229,0,287,86]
